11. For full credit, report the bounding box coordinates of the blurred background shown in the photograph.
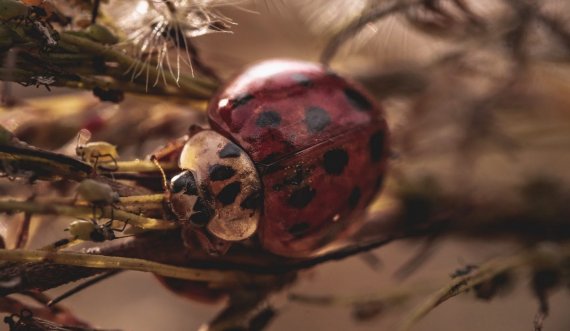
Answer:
[1,0,570,330]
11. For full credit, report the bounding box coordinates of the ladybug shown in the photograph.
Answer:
[169,59,388,257]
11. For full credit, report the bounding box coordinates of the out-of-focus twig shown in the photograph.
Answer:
[289,284,427,322]
[321,0,418,65]
[399,243,570,331]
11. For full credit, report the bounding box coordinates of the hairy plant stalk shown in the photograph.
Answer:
[58,33,217,99]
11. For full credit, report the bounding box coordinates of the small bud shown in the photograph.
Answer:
[84,23,119,44]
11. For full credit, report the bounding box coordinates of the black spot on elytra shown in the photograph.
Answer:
[240,191,261,210]
[256,110,282,128]
[288,186,316,209]
[231,93,254,109]
[171,171,198,195]
[348,187,361,209]
[323,149,349,175]
[291,73,312,87]
[191,197,213,226]
[288,222,310,237]
[218,142,241,158]
[305,106,331,133]
[369,131,385,162]
[209,164,236,181]
[344,88,372,111]
[217,181,242,205]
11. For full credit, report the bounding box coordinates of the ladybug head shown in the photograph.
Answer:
[169,130,262,242]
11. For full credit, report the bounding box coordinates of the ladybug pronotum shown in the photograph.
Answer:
[169,59,389,257]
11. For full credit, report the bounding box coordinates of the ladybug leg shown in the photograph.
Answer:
[3,314,16,328]
[108,205,114,225]
[91,204,97,221]
[90,151,101,175]
[91,0,100,24]
[90,203,106,223]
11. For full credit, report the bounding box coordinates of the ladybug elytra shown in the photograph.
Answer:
[169,59,389,257]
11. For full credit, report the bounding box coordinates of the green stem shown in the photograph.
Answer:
[0,249,276,285]
[59,33,217,99]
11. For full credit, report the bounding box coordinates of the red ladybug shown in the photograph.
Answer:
[169,59,388,257]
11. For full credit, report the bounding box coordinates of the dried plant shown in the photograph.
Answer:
[0,0,569,330]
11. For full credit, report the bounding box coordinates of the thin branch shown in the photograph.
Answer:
[289,283,427,307]
[0,249,277,285]
[399,243,570,331]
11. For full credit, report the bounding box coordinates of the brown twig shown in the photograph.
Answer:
[0,249,278,285]
[399,243,570,331]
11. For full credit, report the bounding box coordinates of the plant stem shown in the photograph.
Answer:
[114,160,178,173]
[399,243,570,331]
[0,249,276,285]
[0,200,177,230]
[59,33,217,99]
[118,194,164,205]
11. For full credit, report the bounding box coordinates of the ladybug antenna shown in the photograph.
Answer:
[151,155,169,194]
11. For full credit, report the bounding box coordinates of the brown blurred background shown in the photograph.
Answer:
[2,1,570,330]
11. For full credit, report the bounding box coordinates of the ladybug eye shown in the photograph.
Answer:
[170,171,198,195]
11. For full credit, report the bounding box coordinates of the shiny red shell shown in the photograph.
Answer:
[208,60,388,257]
